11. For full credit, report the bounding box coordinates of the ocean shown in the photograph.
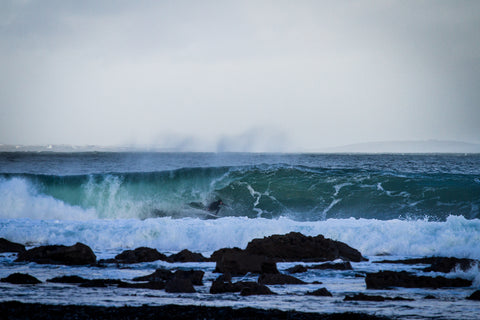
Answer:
[1,152,479,319]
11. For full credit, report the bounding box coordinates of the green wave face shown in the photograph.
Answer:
[2,165,479,221]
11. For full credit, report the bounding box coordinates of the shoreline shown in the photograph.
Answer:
[0,301,392,320]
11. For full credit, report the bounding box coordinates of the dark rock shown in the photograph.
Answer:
[467,290,480,301]
[167,249,207,263]
[344,293,414,302]
[47,275,88,284]
[344,293,385,302]
[0,238,25,253]
[209,247,243,262]
[375,257,478,273]
[245,232,366,262]
[1,301,395,320]
[114,247,167,264]
[366,271,472,289]
[309,261,353,270]
[1,273,41,284]
[258,273,306,285]
[239,282,275,296]
[165,278,195,293]
[132,268,173,282]
[210,276,276,296]
[118,281,166,290]
[214,249,278,275]
[210,276,242,294]
[79,279,124,288]
[173,270,204,286]
[306,288,333,296]
[286,265,308,273]
[16,243,96,265]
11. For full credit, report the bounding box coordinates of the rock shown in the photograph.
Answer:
[133,268,173,282]
[375,257,478,273]
[210,276,275,296]
[47,275,88,284]
[245,232,366,262]
[214,249,278,276]
[79,279,124,288]
[1,273,41,284]
[258,273,306,285]
[165,278,195,293]
[286,265,308,273]
[119,281,166,290]
[16,243,96,265]
[210,276,242,294]
[173,270,204,286]
[365,271,472,289]
[306,288,333,297]
[467,290,480,301]
[209,247,243,262]
[309,261,353,270]
[114,247,167,264]
[344,293,386,302]
[0,238,25,253]
[167,249,207,263]
[132,268,174,282]
[239,282,275,296]
[344,293,413,302]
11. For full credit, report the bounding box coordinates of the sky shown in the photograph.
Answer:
[1,0,479,152]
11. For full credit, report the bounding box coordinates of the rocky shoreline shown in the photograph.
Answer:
[0,301,392,320]
[1,233,479,319]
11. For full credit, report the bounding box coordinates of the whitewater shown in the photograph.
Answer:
[1,152,479,319]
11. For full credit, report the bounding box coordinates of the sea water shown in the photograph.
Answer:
[0,152,479,319]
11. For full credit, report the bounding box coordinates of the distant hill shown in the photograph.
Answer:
[323,140,480,154]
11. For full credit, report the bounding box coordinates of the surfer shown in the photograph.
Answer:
[207,199,224,214]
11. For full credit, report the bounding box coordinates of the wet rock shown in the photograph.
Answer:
[173,270,204,286]
[119,281,166,290]
[1,273,41,284]
[79,279,124,288]
[210,276,242,294]
[309,261,353,270]
[258,273,306,285]
[165,278,195,293]
[209,247,243,262]
[375,257,478,273]
[167,249,207,263]
[214,249,278,275]
[2,301,393,320]
[0,238,25,253]
[344,293,413,302]
[16,243,96,265]
[114,247,167,264]
[239,282,275,296]
[47,275,88,284]
[466,290,480,301]
[344,293,385,302]
[286,265,308,273]
[132,268,173,282]
[306,288,333,297]
[365,271,472,289]
[245,232,366,262]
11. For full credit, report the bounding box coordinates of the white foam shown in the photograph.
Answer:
[0,215,479,259]
[0,177,96,220]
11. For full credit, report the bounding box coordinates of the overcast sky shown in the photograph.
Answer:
[1,0,479,152]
